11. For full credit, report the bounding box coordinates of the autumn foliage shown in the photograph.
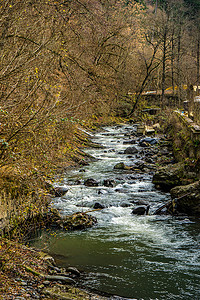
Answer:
[0,0,199,229]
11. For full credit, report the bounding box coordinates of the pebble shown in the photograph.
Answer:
[43,280,50,285]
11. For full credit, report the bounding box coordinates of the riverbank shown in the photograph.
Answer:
[0,237,110,299]
[0,116,128,300]
[1,110,199,299]
[29,121,199,299]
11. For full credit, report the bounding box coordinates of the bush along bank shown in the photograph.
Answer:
[0,120,106,240]
[0,118,114,300]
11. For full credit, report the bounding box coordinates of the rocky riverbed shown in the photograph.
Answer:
[30,123,200,299]
[1,122,200,299]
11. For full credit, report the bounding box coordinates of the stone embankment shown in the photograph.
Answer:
[152,111,200,217]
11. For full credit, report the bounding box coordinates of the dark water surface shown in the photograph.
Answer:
[32,125,200,299]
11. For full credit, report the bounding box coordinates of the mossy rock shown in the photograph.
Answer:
[152,162,185,191]
[170,181,200,216]
[62,213,97,230]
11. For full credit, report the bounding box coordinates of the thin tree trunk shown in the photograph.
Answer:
[177,27,181,107]
[171,27,175,97]
[161,26,167,107]
[197,36,200,94]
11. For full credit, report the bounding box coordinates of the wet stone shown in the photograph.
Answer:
[66,266,81,277]
[43,281,50,286]
[84,178,99,187]
[93,202,105,209]
[54,186,69,197]
[124,146,138,154]
[132,206,150,215]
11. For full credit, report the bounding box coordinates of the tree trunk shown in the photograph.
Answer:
[197,36,200,94]
[171,27,175,97]
[161,26,167,107]
[177,27,181,107]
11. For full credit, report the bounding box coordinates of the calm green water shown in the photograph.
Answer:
[32,125,200,299]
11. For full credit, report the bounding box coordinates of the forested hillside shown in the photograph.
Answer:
[0,0,199,231]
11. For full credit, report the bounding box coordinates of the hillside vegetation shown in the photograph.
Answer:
[0,0,199,233]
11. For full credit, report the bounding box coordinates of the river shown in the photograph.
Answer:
[32,124,200,299]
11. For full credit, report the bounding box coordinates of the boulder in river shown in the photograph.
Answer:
[113,162,131,170]
[62,212,97,230]
[132,205,150,215]
[84,178,99,187]
[170,180,200,216]
[124,146,138,154]
[54,186,69,197]
[103,179,116,187]
[93,202,105,209]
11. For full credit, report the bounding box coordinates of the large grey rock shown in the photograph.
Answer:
[124,146,138,154]
[170,181,200,216]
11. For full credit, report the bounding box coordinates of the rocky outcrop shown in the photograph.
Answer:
[152,162,184,191]
[170,181,200,216]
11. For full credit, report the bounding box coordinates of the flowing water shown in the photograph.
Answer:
[32,125,200,299]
